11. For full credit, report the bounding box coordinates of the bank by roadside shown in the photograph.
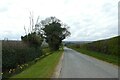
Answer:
[52,52,64,78]
[11,49,63,78]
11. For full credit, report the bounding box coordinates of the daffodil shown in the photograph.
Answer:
[10,69,12,71]
[9,71,11,73]
[20,66,22,69]
[13,69,15,71]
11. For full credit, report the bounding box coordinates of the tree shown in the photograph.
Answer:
[41,17,70,51]
[21,13,43,49]
[21,32,43,49]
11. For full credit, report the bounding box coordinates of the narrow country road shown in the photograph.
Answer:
[59,47,118,78]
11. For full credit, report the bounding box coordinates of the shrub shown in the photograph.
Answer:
[2,40,42,73]
[21,32,43,48]
[81,36,119,56]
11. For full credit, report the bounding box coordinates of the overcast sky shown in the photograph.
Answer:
[0,0,119,41]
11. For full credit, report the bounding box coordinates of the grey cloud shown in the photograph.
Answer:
[1,31,22,40]
[0,7,8,12]
[0,0,119,41]
[102,3,113,12]
[101,2,118,17]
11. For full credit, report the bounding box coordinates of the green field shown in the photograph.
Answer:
[11,50,63,78]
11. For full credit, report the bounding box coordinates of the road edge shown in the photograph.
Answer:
[52,52,64,78]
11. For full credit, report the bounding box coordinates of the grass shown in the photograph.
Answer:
[69,47,119,66]
[11,49,63,78]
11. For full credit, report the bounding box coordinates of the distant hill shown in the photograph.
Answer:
[63,41,92,45]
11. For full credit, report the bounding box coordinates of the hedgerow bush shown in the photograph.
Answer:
[67,36,119,56]
[2,40,42,73]
[21,32,43,48]
[81,36,119,56]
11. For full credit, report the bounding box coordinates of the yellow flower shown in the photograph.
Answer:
[13,69,15,71]
[1,73,3,75]
[10,69,12,71]
[22,65,24,67]
[9,71,11,73]
[20,66,22,69]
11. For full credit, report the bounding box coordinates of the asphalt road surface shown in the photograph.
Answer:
[59,47,118,78]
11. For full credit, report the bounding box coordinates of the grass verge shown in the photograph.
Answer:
[11,49,63,78]
[69,47,119,66]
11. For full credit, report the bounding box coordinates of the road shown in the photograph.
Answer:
[59,47,118,78]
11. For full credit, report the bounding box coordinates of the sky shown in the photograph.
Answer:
[0,0,119,41]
